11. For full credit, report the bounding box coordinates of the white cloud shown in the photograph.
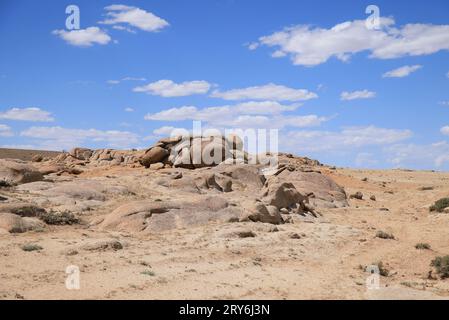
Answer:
[439,101,449,106]
[134,80,211,97]
[210,83,318,101]
[341,90,376,101]
[441,126,449,136]
[253,18,449,66]
[386,141,449,168]
[283,126,412,152]
[108,77,147,85]
[447,71,449,78]
[0,108,54,122]
[382,65,422,78]
[99,5,169,32]
[20,126,140,150]
[144,101,325,129]
[124,107,134,112]
[52,27,111,47]
[0,124,13,137]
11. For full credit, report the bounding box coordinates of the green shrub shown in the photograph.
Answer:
[21,244,43,252]
[376,230,395,240]
[431,255,449,278]
[430,198,449,213]
[415,243,431,250]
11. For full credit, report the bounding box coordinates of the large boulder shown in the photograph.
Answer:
[261,179,307,212]
[139,146,169,168]
[273,169,348,208]
[0,159,43,185]
[240,200,283,224]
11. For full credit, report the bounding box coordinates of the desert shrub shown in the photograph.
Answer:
[0,180,11,188]
[21,244,43,252]
[376,230,395,240]
[415,243,431,250]
[430,198,449,213]
[141,270,156,276]
[430,255,449,279]
[39,211,79,225]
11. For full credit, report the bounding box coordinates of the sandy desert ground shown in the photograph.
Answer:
[1,142,449,300]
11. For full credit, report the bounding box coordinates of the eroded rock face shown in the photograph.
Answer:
[0,159,43,185]
[98,196,242,234]
[273,168,348,209]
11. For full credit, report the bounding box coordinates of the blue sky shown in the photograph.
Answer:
[1,0,449,170]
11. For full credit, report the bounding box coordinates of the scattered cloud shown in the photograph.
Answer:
[210,83,317,101]
[382,65,422,78]
[341,90,376,101]
[52,27,111,47]
[441,126,449,136]
[447,71,449,78]
[439,101,449,106]
[124,107,134,112]
[144,101,325,129]
[20,126,140,150]
[0,124,13,137]
[252,18,449,66]
[134,80,211,97]
[99,5,169,32]
[107,77,146,85]
[283,126,412,153]
[386,141,449,168]
[0,107,54,122]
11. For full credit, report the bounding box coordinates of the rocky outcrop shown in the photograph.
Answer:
[0,159,44,185]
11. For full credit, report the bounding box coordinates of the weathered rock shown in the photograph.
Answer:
[0,159,44,185]
[350,192,364,200]
[140,147,169,167]
[69,148,93,160]
[0,213,45,233]
[79,239,124,251]
[273,169,348,208]
[261,180,307,212]
[31,154,43,162]
[240,200,283,224]
[149,162,165,170]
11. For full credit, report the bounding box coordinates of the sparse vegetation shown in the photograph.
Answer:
[141,270,156,276]
[376,230,395,240]
[21,243,43,252]
[431,255,449,279]
[415,243,431,250]
[0,180,11,188]
[430,198,449,213]
[39,210,80,225]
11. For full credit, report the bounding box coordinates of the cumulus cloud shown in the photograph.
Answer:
[210,83,317,101]
[52,27,111,47]
[340,90,376,101]
[252,18,449,66]
[134,80,211,97]
[0,108,54,122]
[20,126,140,150]
[382,65,422,78]
[0,124,13,137]
[99,5,169,32]
[144,101,325,129]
